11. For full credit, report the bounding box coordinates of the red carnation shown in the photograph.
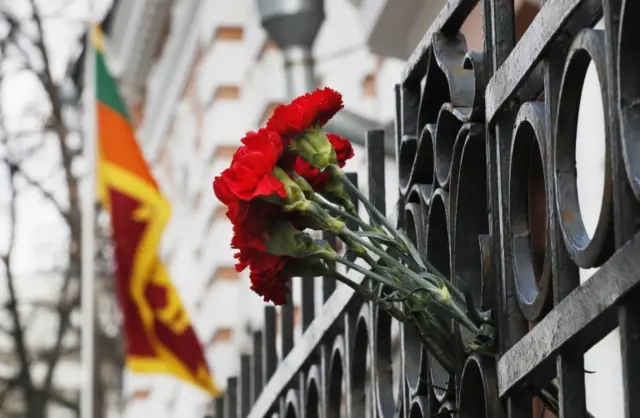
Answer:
[293,133,354,190]
[229,199,282,234]
[229,200,283,271]
[231,227,267,271]
[293,157,330,190]
[266,88,344,140]
[248,252,291,305]
[328,133,354,167]
[213,129,287,202]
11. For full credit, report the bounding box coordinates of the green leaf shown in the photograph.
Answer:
[397,228,427,269]
[385,246,420,270]
[354,229,424,270]
[354,230,394,242]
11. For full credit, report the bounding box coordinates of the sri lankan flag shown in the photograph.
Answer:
[91,25,218,396]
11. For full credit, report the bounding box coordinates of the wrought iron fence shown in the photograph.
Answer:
[207,0,640,415]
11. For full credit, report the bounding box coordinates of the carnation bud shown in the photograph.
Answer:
[436,284,451,304]
[316,166,357,215]
[272,167,308,207]
[290,125,337,169]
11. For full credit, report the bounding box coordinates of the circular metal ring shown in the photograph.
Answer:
[509,101,553,321]
[555,28,614,268]
[618,0,640,199]
[431,32,475,114]
[405,200,426,254]
[284,389,300,418]
[305,366,322,418]
[373,282,401,417]
[434,104,466,187]
[417,48,452,130]
[401,125,437,197]
[448,123,483,213]
[439,400,456,413]
[399,135,418,195]
[352,303,374,417]
[402,320,429,397]
[409,396,432,418]
[327,335,346,416]
[426,188,452,284]
[463,50,487,121]
[452,125,489,311]
[409,183,434,224]
[425,188,454,401]
[400,205,430,399]
[457,354,504,418]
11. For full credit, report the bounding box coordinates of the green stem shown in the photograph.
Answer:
[409,311,456,372]
[337,167,451,284]
[335,165,401,238]
[341,227,479,333]
[412,308,452,347]
[341,227,439,290]
[438,276,467,307]
[333,271,456,371]
[333,164,467,310]
[332,188,469,312]
[349,245,416,290]
[332,255,406,293]
[317,173,440,286]
[313,190,399,273]
[336,166,458,287]
[314,170,482,331]
[332,271,408,322]
[314,194,372,232]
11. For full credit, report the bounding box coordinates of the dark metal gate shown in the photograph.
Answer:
[209,0,640,415]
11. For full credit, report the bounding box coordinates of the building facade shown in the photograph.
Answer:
[106,0,403,416]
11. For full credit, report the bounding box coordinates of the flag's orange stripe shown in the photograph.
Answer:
[98,102,157,189]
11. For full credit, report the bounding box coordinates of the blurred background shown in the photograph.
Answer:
[0,0,622,417]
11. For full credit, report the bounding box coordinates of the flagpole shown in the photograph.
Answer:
[80,18,97,418]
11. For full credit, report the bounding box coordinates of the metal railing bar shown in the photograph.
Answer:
[497,231,640,397]
[401,0,480,85]
[247,272,366,418]
[484,0,601,124]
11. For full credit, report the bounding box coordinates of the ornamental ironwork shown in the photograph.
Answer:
[208,0,640,415]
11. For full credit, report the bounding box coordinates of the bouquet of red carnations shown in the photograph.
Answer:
[212,87,494,371]
[213,88,567,414]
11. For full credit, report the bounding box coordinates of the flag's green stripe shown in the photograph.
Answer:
[96,50,130,121]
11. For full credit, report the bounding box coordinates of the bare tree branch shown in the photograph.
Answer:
[0,375,19,408]
[25,3,84,407]
[0,324,13,336]
[0,13,38,75]
[46,387,78,413]
[5,130,48,155]
[39,0,76,19]
[0,3,122,416]
[27,0,74,168]
[4,157,71,224]
[0,163,35,400]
